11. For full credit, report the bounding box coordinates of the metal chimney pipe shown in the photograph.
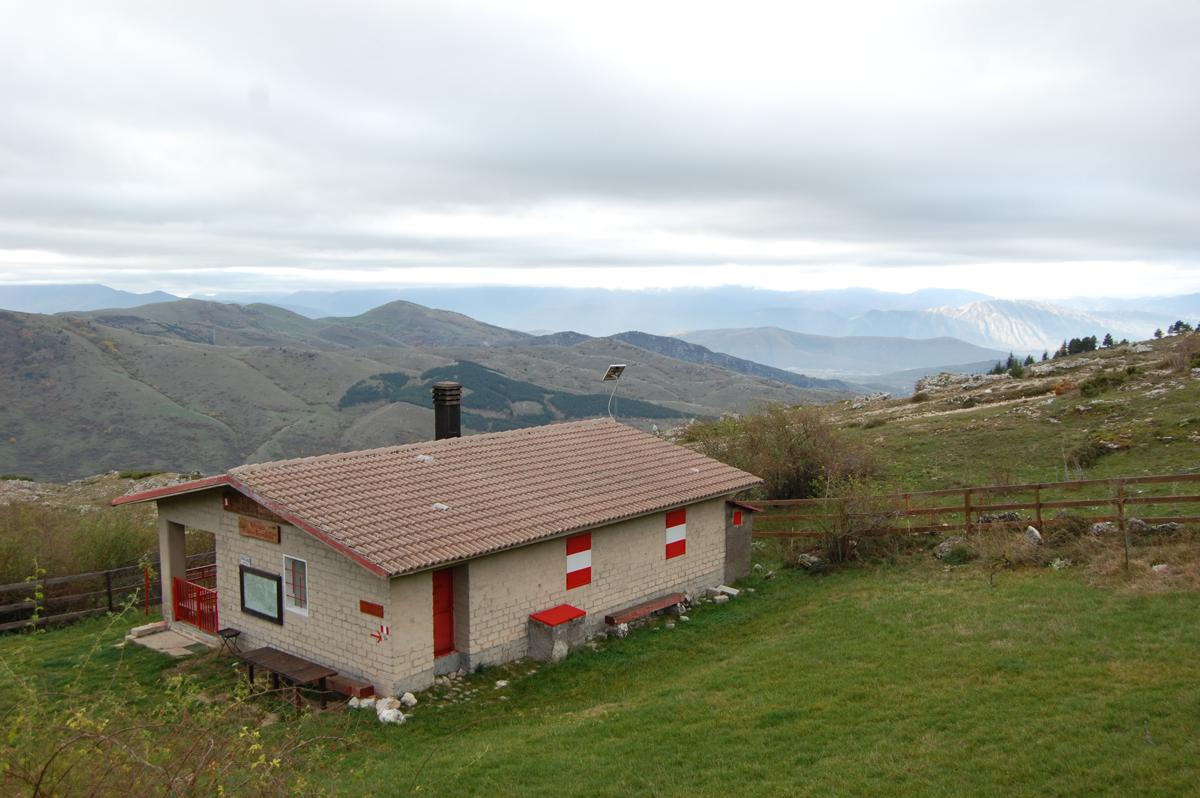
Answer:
[432,381,462,440]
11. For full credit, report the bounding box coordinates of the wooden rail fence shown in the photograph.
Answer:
[0,551,216,633]
[752,472,1200,539]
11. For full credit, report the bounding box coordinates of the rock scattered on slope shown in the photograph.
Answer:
[933,536,970,560]
[979,511,1022,523]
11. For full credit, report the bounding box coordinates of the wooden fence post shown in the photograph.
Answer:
[105,570,114,613]
[1035,486,1043,531]
[963,489,973,535]
[1117,480,1129,577]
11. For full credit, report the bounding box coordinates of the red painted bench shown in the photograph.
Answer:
[604,592,686,626]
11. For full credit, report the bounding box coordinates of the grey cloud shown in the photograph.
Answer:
[0,1,1199,288]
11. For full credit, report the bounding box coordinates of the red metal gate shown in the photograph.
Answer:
[173,576,219,634]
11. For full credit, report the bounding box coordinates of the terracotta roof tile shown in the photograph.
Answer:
[120,419,761,576]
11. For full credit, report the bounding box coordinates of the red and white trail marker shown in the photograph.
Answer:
[566,533,592,589]
[371,624,391,642]
[666,508,686,559]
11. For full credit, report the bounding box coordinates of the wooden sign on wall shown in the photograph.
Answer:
[239,516,281,544]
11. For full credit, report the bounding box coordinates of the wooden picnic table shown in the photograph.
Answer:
[241,646,337,709]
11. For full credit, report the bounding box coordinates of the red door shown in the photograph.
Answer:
[432,568,455,657]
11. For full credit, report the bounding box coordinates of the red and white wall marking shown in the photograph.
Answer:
[565,532,592,589]
[665,508,687,559]
[371,624,390,642]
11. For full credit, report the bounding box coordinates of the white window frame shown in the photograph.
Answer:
[283,555,309,616]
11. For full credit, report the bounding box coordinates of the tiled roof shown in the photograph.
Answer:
[119,419,761,576]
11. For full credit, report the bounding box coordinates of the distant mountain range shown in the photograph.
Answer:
[0,284,177,314]
[677,328,1007,378]
[3,283,1192,353]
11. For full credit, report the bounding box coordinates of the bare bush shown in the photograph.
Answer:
[781,479,908,568]
[678,405,877,499]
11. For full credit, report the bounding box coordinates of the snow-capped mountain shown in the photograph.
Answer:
[921,300,1167,352]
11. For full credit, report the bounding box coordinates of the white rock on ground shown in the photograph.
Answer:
[1152,563,1170,574]
[494,680,509,689]
[713,594,730,604]
[358,697,376,709]
[348,697,361,708]
[378,708,406,725]
[376,697,402,714]
[400,692,418,708]
[1025,526,1043,545]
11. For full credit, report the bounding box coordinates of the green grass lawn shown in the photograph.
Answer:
[4,563,1199,797]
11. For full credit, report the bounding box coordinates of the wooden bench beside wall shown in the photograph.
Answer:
[604,592,686,626]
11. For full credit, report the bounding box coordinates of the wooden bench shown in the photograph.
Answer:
[241,646,338,709]
[604,592,686,626]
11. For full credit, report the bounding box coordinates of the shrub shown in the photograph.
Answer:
[677,405,877,499]
[910,392,930,403]
[0,504,158,583]
[940,541,979,565]
[1066,437,1112,471]
[1,608,349,796]
[862,418,887,429]
[1078,371,1126,398]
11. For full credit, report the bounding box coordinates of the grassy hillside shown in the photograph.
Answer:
[828,335,1200,490]
[4,564,1199,795]
[1,305,833,480]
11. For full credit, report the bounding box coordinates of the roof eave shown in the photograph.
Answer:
[111,475,390,579]
[111,475,233,506]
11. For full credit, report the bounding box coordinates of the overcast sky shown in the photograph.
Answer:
[2,1,1198,298]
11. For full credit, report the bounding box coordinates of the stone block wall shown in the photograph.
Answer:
[461,496,728,667]
[157,493,421,694]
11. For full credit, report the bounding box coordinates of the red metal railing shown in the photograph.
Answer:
[173,576,219,634]
[185,563,217,589]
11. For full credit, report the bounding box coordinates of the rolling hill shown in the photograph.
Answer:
[1,301,845,481]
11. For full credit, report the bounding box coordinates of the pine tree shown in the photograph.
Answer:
[1023,354,1035,366]
[1041,351,1049,361]
[1102,333,1114,348]
[1154,328,1164,339]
